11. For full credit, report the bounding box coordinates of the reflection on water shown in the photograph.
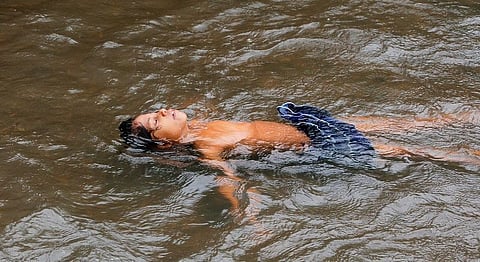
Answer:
[1,0,479,260]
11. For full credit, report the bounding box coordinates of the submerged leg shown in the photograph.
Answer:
[343,111,479,134]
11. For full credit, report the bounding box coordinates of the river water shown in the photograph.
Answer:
[1,0,479,261]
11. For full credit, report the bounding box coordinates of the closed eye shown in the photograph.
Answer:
[147,117,155,131]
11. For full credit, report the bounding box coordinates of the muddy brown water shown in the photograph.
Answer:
[1,0,479,260]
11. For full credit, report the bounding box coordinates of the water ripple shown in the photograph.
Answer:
[1,0,480,260]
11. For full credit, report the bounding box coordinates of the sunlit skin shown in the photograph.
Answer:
[132,108,310,161]
[132,109,189,142]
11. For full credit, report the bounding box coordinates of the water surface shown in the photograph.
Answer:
[1,0,479,260]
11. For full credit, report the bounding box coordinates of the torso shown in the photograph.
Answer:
[188,120,309,160]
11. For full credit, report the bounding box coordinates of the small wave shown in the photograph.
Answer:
[45,33,78,45]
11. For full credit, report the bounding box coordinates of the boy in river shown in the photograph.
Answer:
[119,102,479,217]
[120,102,480,173]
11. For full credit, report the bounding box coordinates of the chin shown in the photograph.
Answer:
[178,111,188,121]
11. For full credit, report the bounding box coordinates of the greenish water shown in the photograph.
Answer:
[1,0,479,260]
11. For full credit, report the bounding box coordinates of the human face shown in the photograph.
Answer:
[133,108,188,141]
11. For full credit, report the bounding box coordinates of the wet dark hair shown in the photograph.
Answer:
[118,118,172,150]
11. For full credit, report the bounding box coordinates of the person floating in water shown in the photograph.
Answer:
[119,102,376,173]
[119,102,479,219]
[119,102,480,173]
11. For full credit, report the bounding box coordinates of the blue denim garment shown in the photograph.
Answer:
[277,102,376,166]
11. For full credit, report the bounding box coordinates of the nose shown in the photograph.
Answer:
[158,108,168,116]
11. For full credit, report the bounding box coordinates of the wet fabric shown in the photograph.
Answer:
[277,102,376,166]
